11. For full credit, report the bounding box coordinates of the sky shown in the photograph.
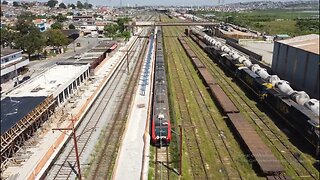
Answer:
[54,0,295,7]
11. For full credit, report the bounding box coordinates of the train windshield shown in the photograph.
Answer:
[155,128,168,136]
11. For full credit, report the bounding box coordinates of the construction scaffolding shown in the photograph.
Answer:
[1,95,56,171]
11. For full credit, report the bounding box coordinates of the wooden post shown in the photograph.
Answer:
[126,51,130,74]
[179,125,182,176]
[72,118,82,180]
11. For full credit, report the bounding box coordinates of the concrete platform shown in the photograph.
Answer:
[112,32,155,180]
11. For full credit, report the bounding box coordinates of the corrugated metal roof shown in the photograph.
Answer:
[279,34,319,55]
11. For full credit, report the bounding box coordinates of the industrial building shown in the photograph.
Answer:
[272,34,319,99]
[1,48,29,85]
[1,64,90,169]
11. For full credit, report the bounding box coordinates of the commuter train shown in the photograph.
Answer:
[189,28,320,156]
[151,28,171,146]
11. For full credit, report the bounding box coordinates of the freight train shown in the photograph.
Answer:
[178,37,288,177]
[151,28,171,146]
[189,28,320,156]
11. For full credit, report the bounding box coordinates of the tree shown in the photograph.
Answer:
[13,1,20,6]
[45,29,69,53]
[83,2,93,9]
[13,15,46,59]
[68,24,76,29]
[14,26,46,59]
[76,1,84,9]
[0,28,17,48]
[51,22,63,29]
[68,3,76,9]
[116,17,130,33]
[47,0,58,8]
[66,12,74,15]
[17,11,35,21]
[104,24,119,38]
[52,14,67,22]
[119,31,131,41]
[59,2,67,9]
[15,17,34,34]
[2,1,8,5]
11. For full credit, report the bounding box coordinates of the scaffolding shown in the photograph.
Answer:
[1,95,56,171]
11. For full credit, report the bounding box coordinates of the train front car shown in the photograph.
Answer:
[151,29,171,146]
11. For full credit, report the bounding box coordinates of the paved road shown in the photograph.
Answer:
[29,37,103,70]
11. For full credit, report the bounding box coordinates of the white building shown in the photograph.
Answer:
[1,48,29,84]
[8,64,90,105]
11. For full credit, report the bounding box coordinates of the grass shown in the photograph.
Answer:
[198,9,319,36]
[148,147,155,180]
[83,128,106,178]
[184,37,262,179]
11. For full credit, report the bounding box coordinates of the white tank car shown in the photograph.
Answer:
[304,99,319,116]
[229,51,240,61]
[275,80,295,96]
[243,59,252,67]
[256,69,270,80]
[291,91,310,106]
[268,75,280,86]
[221,45,231,53]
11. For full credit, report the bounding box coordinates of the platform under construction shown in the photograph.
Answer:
[1,64,90,171]
[1,96,56,170]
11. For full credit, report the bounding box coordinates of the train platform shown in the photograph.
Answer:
[112,33,155,180]
[1,34,140,180]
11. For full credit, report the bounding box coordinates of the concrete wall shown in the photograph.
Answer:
[272,41,319,99]
[54,65,90,105]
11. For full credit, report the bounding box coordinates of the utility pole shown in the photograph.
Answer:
[171,125,183,176]
[52,117,82,180]
[74,41,76,52]
[179,125,182,176]
[14,64,19,86]
[126,50,130,74]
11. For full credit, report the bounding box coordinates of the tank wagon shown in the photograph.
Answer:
[178,37,289,177]
[189,28,319,156]
[151,28,171,146]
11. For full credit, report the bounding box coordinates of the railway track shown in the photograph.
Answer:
[155,147,170,180]
[163,27,209,179]
[185,34,319,179]
[45,30,148,180]
[174,35,245,179]
[88,30,150,179]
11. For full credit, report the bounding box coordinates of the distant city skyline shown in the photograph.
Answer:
[13,0,302,6]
